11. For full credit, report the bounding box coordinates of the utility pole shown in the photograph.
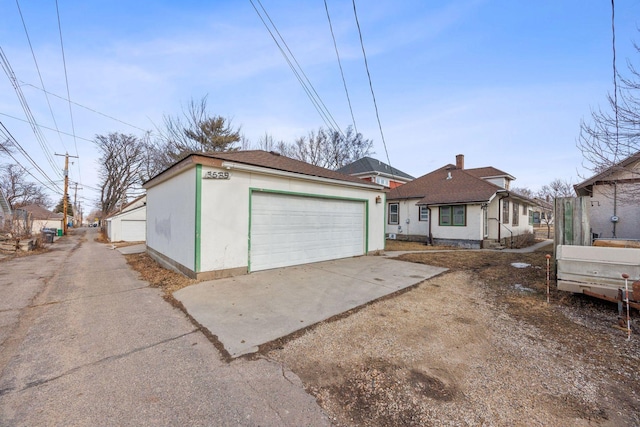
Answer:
[55,153,79,235]
[73,182,83,227]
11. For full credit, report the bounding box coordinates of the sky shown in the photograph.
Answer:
[1,0,640,212]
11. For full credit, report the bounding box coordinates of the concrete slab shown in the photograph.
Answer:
[174,256,447,357]
[116,243,146,254]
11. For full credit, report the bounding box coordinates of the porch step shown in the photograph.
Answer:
[483,239,505,250]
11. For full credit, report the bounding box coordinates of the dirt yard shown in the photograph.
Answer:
[123,241,640,426]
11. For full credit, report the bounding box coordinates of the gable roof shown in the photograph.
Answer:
[388,164,506,205]
[574,151,640,196]
[105,194,146,219]
[20,204,63,220]
[336,157,415,180]
[465,166,515,180]
[145,150,382,189]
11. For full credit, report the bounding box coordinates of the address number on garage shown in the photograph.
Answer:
[203,171,230,180]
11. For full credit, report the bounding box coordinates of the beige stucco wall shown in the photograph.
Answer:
[199,166,386,274]
[146,168,196,273]
[587,182,640,239]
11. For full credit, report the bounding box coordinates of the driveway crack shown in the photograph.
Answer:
[17,330,198,393]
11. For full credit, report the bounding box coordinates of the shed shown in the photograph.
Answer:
[143,151,386,280]
[105,195,147,242]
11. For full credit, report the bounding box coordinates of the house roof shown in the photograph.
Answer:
[387,164,506,205]
[145,150,382,189]
[20,204,63,220]
[574,151,640,196]
[465,166,515,180]
[336,156,415,181]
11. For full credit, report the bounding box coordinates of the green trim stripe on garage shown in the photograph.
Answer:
[195,164,202,273]
[247,188,370,272]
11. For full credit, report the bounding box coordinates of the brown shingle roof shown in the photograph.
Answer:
[465,166,514,180]
[387,165,505,205]
[20,204,62,220]
[152,150,381,187]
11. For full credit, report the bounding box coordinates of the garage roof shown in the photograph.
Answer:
[145,150,383,189]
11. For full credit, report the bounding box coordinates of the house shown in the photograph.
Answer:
[336,156,414,188]
[0,189,11,230]
[143,150,386,280]
[532,197,553,226]
[20,204,64,234]
[105,195,146,242]
[574,151,640,240]
[386,154,535,248]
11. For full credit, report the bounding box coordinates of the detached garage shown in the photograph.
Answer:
[143,151,385,280]
[105,195,146,242]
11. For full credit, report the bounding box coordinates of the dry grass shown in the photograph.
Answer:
[384,240,460,251]
[125,252,197,295]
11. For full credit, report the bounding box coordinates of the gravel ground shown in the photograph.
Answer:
[265,251,640,426]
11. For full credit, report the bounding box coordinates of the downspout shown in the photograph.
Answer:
[427,206,433,245]
[612,181,617,238]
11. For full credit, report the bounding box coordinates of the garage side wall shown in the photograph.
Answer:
[146,168,196,274]
[198,167,385,275]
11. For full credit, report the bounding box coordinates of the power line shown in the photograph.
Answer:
[249,0,344,136]
[0,112,94,142]
[20,82,149,133]
[351,0,393,176]
[324,0,358,135]
[15,0,68,152]
[0,46,62,179]
[56,0,82,188]
[0,120,63,195]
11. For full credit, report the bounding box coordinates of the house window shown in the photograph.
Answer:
[440,205,466,226]
[388,203,399,225]
[529,210,534,225]
[523,204,527,215]
[502,200,509,224]
[512,202,519,226]
[419,205,429,221]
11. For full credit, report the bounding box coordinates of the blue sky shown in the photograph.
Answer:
[1,0,639,210]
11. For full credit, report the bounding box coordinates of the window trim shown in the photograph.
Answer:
[439,205,466,226]
[419,205,429,221]
[388,203,399,225]
[512,202,519,226]
[502,200,510,224]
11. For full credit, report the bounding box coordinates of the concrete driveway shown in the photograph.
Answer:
[174,256,447,358]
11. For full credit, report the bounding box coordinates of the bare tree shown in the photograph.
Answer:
[95,133,147,216]
[510,186,535,199]
[276,126,373,170]
[578,37,640,194]
[155,96,241,168]
[0,163,51,208]
[537,178,575,200]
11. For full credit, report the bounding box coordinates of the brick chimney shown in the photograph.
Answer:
[456,154,464,169]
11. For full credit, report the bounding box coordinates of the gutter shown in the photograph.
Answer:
[222,161,384,190]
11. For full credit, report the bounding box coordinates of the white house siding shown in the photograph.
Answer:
[431,204,484,247]
[146,168,196,274]
[385,198,429,241]
[587,183,640,239]
[199,166,385,275]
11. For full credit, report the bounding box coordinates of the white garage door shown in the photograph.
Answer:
[250,192,365,271]
[121,220,146,242]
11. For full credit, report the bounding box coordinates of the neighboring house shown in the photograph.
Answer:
[336,156,414,189]
[143,150,386,280]
[20,204,64,234]
[532,197,554,226]
[386,154,535,248]
[0,189,11,230]
[574,151,640,240]
[105,195,146,242]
